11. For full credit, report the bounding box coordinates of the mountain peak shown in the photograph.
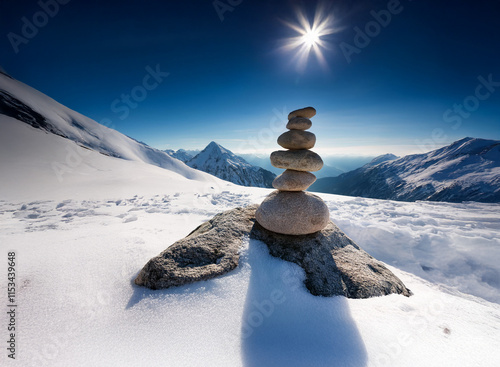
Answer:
[186,141,275,188]
[203,141,231,156]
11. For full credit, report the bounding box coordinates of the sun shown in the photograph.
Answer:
[279,4,340,71]
[302,29,321,47]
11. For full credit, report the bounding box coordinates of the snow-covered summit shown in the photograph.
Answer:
[187,141,276,188]
[311,137,500,202]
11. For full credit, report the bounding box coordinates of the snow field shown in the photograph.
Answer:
[1,191,500,366]
[323,195,500,303]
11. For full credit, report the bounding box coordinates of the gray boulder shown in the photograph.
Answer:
[134,205,257,289]
[135,205,411,299]
[251,220,412,298]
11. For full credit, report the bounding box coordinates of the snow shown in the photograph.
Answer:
[1,77,500,366]
[322,195,500,304]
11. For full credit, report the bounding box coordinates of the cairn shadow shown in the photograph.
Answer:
[241,239,368,367]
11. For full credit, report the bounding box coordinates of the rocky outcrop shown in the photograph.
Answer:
[135,205,411,299]
[134,205,257,289]
[251,220,412,298]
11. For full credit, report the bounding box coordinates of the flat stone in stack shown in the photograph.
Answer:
[288,106,316,119]
[286,117,312,130]
[277,130,316,150]
[270,150,323,172]
[272,170,316,191]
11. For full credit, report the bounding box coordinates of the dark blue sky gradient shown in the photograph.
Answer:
[1,0,499,155]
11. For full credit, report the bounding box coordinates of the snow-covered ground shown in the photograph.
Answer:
[1,119,500,366]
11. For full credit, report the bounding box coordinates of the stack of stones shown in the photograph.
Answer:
[255,107,330,235]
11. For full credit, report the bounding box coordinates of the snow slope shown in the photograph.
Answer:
[0,73,205,181]
[311,138,500,203]
[187,141,276,188]
[0,115,236,201]
[1,116,500,366]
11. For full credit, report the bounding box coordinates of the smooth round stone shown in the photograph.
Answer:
[270,150,323,172]
[277,130,316,150]
[286,117,312,131]
[272,170,316,191]
[255,190,330,235]
[288,107,316,120]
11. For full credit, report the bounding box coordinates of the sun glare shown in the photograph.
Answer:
[279,5,340,71]
[302,29,321,47]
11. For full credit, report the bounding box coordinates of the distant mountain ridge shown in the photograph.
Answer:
[164,149,194,163]
[184,141,276,188]
[310,138,500,203]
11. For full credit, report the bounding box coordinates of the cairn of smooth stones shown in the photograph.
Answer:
[255,107,330,235]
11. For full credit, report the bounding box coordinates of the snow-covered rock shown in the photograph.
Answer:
[187,141,276,188]
[311,139,500,203]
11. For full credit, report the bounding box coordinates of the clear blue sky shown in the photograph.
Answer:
[1,0,499,156]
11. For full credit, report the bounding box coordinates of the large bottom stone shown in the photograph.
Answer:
[255,190,329,235]
[135,205,412,299]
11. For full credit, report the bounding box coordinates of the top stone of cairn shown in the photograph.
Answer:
[288,106,316,120]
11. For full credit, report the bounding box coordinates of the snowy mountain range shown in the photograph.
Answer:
[184,141,276,188]
[310,138,500,203]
